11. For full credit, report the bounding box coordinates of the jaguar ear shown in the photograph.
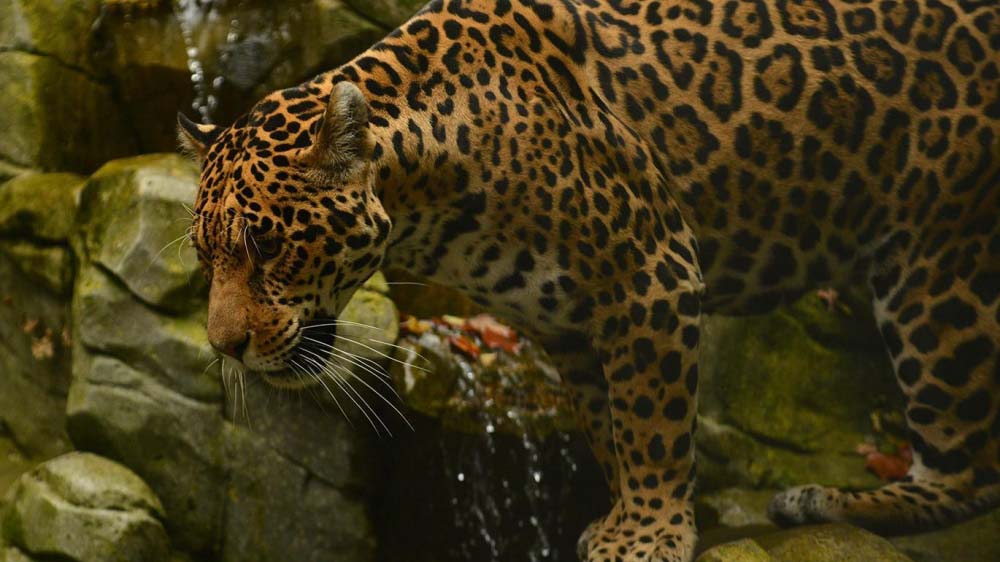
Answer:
[302,81,373,172]
[177,113,221,160]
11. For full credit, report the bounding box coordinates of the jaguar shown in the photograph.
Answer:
[177,0,1000,560]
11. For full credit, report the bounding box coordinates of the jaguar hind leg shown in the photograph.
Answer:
[770,235,1000,534]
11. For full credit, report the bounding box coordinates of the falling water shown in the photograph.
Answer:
[428,350,595,562]
[174,0,228,122]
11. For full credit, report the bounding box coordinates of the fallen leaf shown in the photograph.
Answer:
[464,314,521,353]
[861,443,912,482]
[448,335,480,359]
[400,316,433,335]
[479,352,497,367]
[441,315,466,329]
[22,319,39,334]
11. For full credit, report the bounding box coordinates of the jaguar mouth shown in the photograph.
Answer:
[260,318,339,387]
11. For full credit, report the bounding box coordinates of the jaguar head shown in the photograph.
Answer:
[178,82,391,388]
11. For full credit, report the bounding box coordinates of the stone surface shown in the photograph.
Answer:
[391,326,575,436]
[77,155,206,313]
[0,241,74,458]
[343,0,426,29]
[0,0,103,73]
[697,290,900,492]
[0,452,170,562]
[755,524,913,562]
[890,508,1000,562]
[0,51,136,173]
[0,173,84,242]
[697,539,774,562]
[90,0,387,152]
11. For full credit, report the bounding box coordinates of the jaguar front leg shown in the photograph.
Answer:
[582,261,703,562]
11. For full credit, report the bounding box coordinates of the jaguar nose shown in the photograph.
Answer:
[212,332,250,360]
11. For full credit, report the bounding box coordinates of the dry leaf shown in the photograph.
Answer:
[448,335,481,359]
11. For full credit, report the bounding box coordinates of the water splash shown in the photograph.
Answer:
[435,351,582,562]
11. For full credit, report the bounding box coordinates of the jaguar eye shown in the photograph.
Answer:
[255,237,282,260]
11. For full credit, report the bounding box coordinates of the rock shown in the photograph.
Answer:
[0,0,103,73]
[73,265,220,401]
[0,452,170,562]
[0,546,37,562]
[697,488,776,529]
[697,539,774,562]
[0,172,84,242]
[67,355,226,554]
[755,523,913,562]
[697,290,901,492]
[0,51,136,173]
[391,326,575,436]
[77,154,206,313]
[90,0,386,152]
[336,287,400,365]
[0,241,74,458]
[342,0,426,29]
[221,422,375,562]
[889,508,1000,562]
[0,432,33,506]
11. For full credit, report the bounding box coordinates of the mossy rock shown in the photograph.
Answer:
[0,172,84,242]
[697,539,774,562]
[697,290,901,492]
[0,0,104,73]
[755,523,913,562]
[0,452,170,562]
[76,154,205,313]
[0,51,136,173]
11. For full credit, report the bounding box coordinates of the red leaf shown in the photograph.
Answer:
[464,314,521,353]
[863,443,912,482]
[448,335,481,359]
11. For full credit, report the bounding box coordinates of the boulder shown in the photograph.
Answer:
[755,523,913,562]
[0,0,103,73]
[0,172,84,242]
[889,508,1000,562]
[0,452,170,562]
[697,290,901,492]
[697,539,774,562]
[0,241,74,458]
[390,326,575,436]
[77,155,206,314]
[90,0,387,152]
[0,51,136,173]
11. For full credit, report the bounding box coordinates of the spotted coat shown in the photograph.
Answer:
[178,1,1000,560]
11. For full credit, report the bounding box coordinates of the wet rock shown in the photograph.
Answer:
[0,172,84,243]
[0,452,169,562]
[697,539,774,562]
[77,155,205,313]
[0,51,135,173]
[391,326,575,436]
[889,508,1000,562]
[755,523,913,562]
[697,290,900,492]
[91,0,386,152]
